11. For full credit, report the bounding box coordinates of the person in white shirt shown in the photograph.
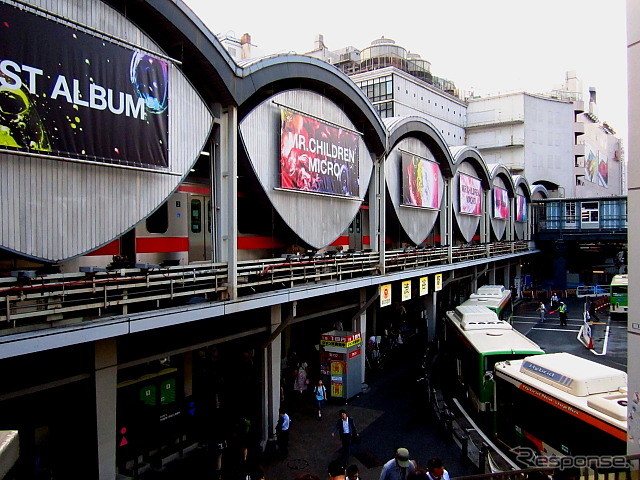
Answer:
[426,458,450,480]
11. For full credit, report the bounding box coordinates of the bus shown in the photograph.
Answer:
[461,284,513,322]
[610,274,628,316]
[444,305,544,412]
[494,352,627,460]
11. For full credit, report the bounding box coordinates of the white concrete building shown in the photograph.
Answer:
[306,36,467,147]
[466,92,576,196]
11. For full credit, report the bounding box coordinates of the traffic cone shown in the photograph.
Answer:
[587,336,594,350]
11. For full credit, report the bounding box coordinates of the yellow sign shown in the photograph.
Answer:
[435,273,443,292]
[419,277,428,296]
[402,280,411,301]
[321,338,362,348]
[332,383,343,397]
[331,362,344,375]
[380,283,392,307]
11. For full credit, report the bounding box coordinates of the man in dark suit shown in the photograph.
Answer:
[331,409,358,465]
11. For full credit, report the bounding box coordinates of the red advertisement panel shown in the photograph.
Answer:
[280,108,359,197]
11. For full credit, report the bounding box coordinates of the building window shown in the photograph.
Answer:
[357,75,393,103]
[375,101,394,118]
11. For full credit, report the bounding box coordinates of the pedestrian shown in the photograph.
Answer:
[558,301,568,326]
[275,407,290,458]
[314,379,327,420]
[536,301,546,322]
[332,409,358,466]
[328,460,347,480]
[550,292,559,309]
[293,362,309,407]
[379,447,416,480]
[211,428,227,480]
[346,464,360,480]
[426,458,450,480]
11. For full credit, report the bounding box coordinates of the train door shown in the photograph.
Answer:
[188,195,212,262]
[580,201,599,229]
[348,211,363,250]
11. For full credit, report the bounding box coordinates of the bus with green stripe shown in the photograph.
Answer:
[444,305,544,413]
[460,284,513,322]
[609,274,628,317]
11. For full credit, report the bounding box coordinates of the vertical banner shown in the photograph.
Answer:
[280,108,360,197]
[516,194,527,222]
[493,186,509,219]
[598,152,609,187]
[401,152,441,209]
[585,143,598,183]
[402,280,411,301]
[459,173,482,216]
[419,277,429,296]
[0,4,169,167]
[434,274,443,292]
[380,284,392,307]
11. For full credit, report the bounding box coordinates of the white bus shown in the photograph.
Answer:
[610,274,628,316]
[462,284,513,322]
[494,352,627,459]
[445,305,544,413]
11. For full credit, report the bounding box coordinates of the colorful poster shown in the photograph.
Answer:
[515,194,527,222]
[459,173,482,216]
[401,152,440,209]
[598,152,608,187]
[584,143,598,183]
[493,186,509,219]
[280,108,360,197]
[0,4,169,167]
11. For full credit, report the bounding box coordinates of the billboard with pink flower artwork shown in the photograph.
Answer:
[279,108,359,197]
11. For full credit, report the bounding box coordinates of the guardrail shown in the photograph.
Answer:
[0,241,533,334]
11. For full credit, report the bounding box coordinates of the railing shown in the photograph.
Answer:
[0,240,533,335]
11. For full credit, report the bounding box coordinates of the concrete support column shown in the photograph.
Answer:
[218,106,238,299]
[425,293,437,343]
[442,179,453,261]
[95,338,117,480]
[377,156,387,274]
[262,305,283,448]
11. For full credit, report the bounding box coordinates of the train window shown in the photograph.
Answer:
[191,200,202,233]
[146,202,169,234]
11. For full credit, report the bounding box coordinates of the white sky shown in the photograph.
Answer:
[183,0,628,144]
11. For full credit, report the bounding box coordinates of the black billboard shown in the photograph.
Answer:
[0,3,169,168]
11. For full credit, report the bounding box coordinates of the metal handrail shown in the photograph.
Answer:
[0,240,534,333]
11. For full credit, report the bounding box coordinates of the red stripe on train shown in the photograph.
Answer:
[238,237,286,249]
[136,237,190,253]
[87,239,120,256]
[177,185,211,195]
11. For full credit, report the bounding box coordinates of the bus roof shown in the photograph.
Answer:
[472,284,507,297]
[610,274,628,286]
[462,296,509,310]
[495,353,627,427]
[447,306,544,355]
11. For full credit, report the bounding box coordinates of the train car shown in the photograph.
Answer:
[494,352,627,460]
[444,305,544,412]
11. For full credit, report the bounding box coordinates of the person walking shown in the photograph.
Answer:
[275,407,290,459]
[332,409,358,466]
[313,379,327,420]
[426,458,450,480]
[379,447,416,480]
[536,301,546,323]
[558,301,568,326]
[550,292,559,310]
[346,464,360,480]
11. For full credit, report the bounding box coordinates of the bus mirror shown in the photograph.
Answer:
[484,371,494,383]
